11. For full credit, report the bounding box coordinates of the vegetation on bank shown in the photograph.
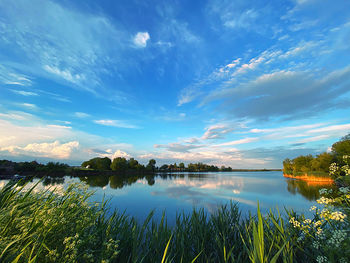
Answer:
[0,160,70,177]
[0,178,349,263]
[81,157,156,174]
[283,134,350,178]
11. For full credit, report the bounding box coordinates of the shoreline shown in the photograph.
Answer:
[283,173,334,184]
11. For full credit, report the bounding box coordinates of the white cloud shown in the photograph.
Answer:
[0,0,132,100]
[0,65,32,86]
[74,112,90,118]
[10,90,38,96]
[17,103,38,110]
[93,149,131,160]
[0,140,79,159]
[292,135,330,144]
[154,143,203,153]
[0,111,37,121]
[110,149,131,159]
[279,41,317,59]
[43,65,85,85]
[133,32,150,48]
[249,123,326,134]
[202,66,350,119]
[215,137,258,147]
[306,124,350,134]
[94,119,139,129]
[202,124,234,140]
[223,9,259,29]
[0,115,135,162]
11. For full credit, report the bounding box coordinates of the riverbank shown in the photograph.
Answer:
[283,173,334,184]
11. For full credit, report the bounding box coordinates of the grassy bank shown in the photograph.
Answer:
[0,181,349,263]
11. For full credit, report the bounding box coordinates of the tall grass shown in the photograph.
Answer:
[0,181,318,262]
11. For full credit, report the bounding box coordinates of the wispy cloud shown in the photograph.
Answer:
[16,103,39,110]
[214,137,258,147]
[10,90,38,96]
[0,0,132,101]
[202,124,234,140]
[74,112,90,118]
[0,111,37,122]
[0,66,32,86]
[306,124,350,134]
[43,65,85,85]
[94,119,139,129]
[292,135,330,144]
[154,143,203,153]
[202,66,350,120]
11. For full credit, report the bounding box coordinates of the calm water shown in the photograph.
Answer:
[0,171,335,223]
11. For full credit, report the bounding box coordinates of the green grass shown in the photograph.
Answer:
[0,181,340,262]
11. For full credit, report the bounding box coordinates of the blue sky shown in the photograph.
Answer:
[0,0,349,168]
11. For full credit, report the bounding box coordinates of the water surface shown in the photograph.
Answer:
[0,171,334,223]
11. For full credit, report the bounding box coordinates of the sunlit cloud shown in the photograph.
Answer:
[0,140,79,159]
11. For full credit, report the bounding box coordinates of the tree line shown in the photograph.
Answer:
[81,157,156,173]
[283,133,350,177]
[0,160,69,176]
[159,162,234,172]
[81,158,241,173]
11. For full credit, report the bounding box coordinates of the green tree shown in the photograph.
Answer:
[311,152,333,172]
[81,157,111,170]
[293,155,313,174]
[128,158,139,170]
[283,158,294,174]
[146,159,156,173]
[179,163,185,170]
[160,164,168,170]
[110,157,128,172]
[331,133,350,164]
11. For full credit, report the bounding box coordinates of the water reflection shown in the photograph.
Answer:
[286,179,336,201]
[0,172,336,221]
[42,177,65,186]
[78,173,212,190]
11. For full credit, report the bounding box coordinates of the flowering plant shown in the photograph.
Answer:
[329,155,350,178]
[289,184,349,262]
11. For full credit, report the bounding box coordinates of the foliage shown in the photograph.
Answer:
[109,157,154,174]
[146,159,156,172]
[158,162,234,172]
[283,134,350,177]
[0,182,119,263]
[110,157,129,172]
[0,160,69,176]
[331,134,350,164]
[82,157,112,171]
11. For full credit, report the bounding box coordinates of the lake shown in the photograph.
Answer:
[0,171,335,223]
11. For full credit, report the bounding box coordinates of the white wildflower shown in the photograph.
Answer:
[339,187,350,194]
[316,255,328,263]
